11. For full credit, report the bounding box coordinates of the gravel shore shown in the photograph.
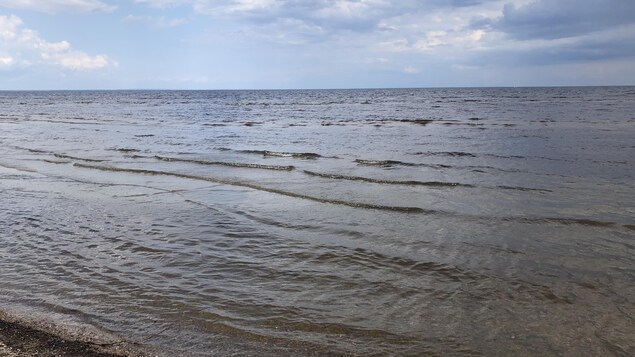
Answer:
[0,317,141,357]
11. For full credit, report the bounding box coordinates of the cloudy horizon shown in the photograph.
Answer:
[1,0,634,89]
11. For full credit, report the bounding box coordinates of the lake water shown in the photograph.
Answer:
[0,87,634,356]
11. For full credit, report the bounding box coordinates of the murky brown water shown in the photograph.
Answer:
[1,88,634,356]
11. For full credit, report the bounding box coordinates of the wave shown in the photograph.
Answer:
[73,163,427,213]
[10,146,48,154]
[395,119,434,125]
[10,146,108,163]
[0,161,38,173]
[497,185,553,193]
[108,148,141,153]
[410,151,478,158]
[304,170,552,192]
[243,121,263,127]
[72,164,623,231]
[410,151,574,163]
[236,101,347,106]
[506,217,617,228]
[150,155,295,171]
[224,208,367,239]
[42,159,71,165]
[354,159,418,167]
[53,154,106,162]
[398,159,570,178]
[303,170,473,187]
[353,159,453,170]
[11,146,107,163]
[238,150,323,159]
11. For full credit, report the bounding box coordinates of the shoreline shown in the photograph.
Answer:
[0,312,145,357]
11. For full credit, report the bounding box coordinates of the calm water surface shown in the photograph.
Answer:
[0,88,634,356]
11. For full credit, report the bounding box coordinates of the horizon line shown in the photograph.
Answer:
[0,84,634,91]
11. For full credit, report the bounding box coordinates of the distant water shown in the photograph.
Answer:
[0,88,633,356]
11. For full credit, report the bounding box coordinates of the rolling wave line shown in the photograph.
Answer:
[73,163,426,213]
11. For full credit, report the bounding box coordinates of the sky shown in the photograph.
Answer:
[0,0,634,89]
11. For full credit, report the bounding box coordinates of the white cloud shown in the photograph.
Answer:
[0,55,13,66]
[403,66,419,74]
[0,14,115,70]
[51,0,634,87]
[369,57,389,63]
[133,0,190,9]
[313,0,386,20]
[244,17,325,45]
[192,0,279,15]
[0,0,116,13]
[133,0,279,15]
[123,14,188,28]
[222,0,276,13]
[377,38,410,52]
[42,51,111,70]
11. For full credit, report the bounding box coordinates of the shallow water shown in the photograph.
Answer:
[0,87,634,356]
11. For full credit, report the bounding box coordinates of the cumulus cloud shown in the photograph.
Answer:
[42,51,111,70]
[0,0,116,13]
[0,14,115,70]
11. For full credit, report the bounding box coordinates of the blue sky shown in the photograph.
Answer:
[0,0,634,89]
